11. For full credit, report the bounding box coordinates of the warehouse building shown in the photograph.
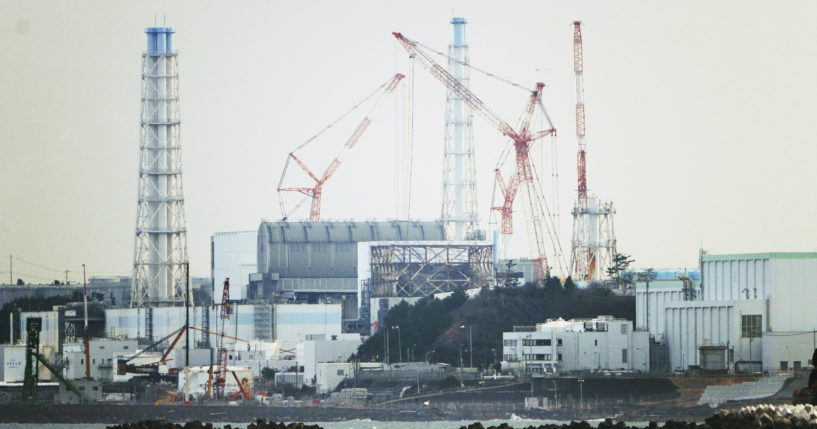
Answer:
[501,315,649,376]
[637,251,817,373]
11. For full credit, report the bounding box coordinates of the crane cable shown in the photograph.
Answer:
[415,40,532,93]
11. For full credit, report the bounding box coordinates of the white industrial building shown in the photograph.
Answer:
[211,231,258,303]
[301,333,361,387]
[501,315,649,375]
[636,251,817,373]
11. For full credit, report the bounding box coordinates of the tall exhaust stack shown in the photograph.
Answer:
[441,17,478,240]
[132,26,188,310]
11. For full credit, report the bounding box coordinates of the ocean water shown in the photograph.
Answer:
[0,418,595,429]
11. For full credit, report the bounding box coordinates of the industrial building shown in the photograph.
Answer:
[211,231,257,303]
[637,251,817,373]
[501,315,649,375]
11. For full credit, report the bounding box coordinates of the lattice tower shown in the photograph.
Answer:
[131,26,188,308]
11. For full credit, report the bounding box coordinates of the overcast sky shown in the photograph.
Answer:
[2,0,817,282]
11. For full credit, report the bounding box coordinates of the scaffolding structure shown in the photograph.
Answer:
[369,243,493,297]
[132,26,188,308]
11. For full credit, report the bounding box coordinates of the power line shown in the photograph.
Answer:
[13,256,66,273]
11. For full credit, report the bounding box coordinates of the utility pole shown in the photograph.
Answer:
[184,262,190,403]
[82,264,90,380]
[64,270,69,285]
[459,344,464,388]
[9,255,12,285]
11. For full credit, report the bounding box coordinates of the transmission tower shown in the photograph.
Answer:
[441,17,478,240]
[569,21,616,281]
[132,26,189,308]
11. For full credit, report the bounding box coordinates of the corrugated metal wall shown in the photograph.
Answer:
[257,221,445,278]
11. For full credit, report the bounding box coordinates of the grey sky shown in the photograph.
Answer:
[2,0,816,281]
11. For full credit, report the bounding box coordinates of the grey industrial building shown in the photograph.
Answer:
[251,220,446,316]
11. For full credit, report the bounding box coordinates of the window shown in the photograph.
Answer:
[781,361,789,371]
[557,339,563,346]
[741,315,762,338]
[336,369,344,376]
[594,339,598,346]
[99,346,105,350]
[535,339,551,346]
[92,359,95,365]
[557,354,562,361]
[622,349,628,363]
[124,346,129,350]
[621,324,628,335]
[503,339,517,347]
[92,386,99,391]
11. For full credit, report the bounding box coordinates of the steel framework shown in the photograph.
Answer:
[441,18,478,240]
[369,243,493,297]
[569,22,617,280]
[132,27,188,307]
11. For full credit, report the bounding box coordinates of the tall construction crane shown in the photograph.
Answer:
[571,20,591,280]
[277,73,405,222]
[215,277,231,399]
[569,21,617,281]
[392,32,564,281]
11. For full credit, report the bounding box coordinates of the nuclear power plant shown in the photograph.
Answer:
[5,16,814,412]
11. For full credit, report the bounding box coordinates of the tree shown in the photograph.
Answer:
[16,279,23,285]
[261,367,276,381]
[607,253,634,289]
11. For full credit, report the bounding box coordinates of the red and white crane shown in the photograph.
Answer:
[392,32,566,281]
[277,73,405,222]
[569,21,617,281]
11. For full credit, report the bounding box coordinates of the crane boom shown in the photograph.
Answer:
[277,73,404,222]
[393,32,514,137]
[393,31,560,281]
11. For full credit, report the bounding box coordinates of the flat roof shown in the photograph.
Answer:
[702,252,817,262]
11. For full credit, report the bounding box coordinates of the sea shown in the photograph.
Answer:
[0,417,628,429]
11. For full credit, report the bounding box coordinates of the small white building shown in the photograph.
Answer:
[302,333,361,386]
[315,362,355,394]
[501,315,649,375]
[62,338,139,380]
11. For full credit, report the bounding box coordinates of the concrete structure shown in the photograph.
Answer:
[211,231,258,303]
[273,303,342,342]
[501,316,649,375]
[442,17,478,241]
[634,269,701,339]
[132,25,189,308]
[105,303,273,344]
[316,362,355,394]
[640,251,817,373]
[62,338,138,380]
[302,333,361,387]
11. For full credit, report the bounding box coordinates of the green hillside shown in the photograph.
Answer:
[354,278,635,369]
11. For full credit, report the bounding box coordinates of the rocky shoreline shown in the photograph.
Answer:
[101,404,817,429]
